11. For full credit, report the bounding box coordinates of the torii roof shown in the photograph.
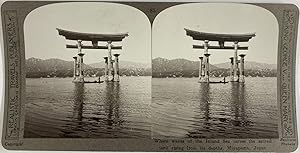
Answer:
[56,28,128,42]
[184,28,255,42]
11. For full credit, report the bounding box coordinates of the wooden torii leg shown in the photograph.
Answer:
[73,40,84,83]
[239,54,246,83]
[229,57,234,82]
[203,53,210,83]
[200,40,210,83]
[104,57,108,81]
[113,54,120,82]
[78,53,85,83]
[233,41,239,82]
[198,56,203,82]
[73,56,77,80]
[107,41,114,82]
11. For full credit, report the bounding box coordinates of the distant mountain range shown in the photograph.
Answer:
[25,57,277,78]
[152,57,219,72]
[26,57,151,78]
[152,57,277,78]
[26,57,93,73]
[89,61,150,69]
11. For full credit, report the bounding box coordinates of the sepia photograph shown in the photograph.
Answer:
[23,2,151,138]
[1,1,298,152]
[152,3,279,138]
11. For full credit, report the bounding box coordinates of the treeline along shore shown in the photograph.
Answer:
[27,68,152,78]
[152,68,277,78]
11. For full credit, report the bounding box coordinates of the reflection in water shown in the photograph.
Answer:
[61,82,124,137]
[153,78,278,138]
[230,83,249,127]
[72,83,85,122]
[187,83,213,138]
[200,84,211,130]
[104,82,122,129]
[25,77,151,138]
[60,83,86,137]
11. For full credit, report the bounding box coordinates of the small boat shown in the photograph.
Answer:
[84,80,104,84]
[209,81,229,84]
[84,76,103,84]
[209,77,228,84]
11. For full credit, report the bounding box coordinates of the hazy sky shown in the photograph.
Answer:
[25,3,278,65]
[24,2,151,64]
[152,3,279,64]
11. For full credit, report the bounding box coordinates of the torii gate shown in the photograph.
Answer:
[57,28,128,83]
[184,28,255,83]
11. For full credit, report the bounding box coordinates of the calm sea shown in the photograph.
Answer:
[24,77,151,138]
[152,77,278,138]
[25,77,278,138]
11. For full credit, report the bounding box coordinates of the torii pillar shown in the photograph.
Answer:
[239,54,246,83]
[233,41,239,82]
[229,57,234,81]
[72,40,84,83]
[202,40,210,83]
[198,56,203,82]
[78,52,85,82]
[107,41,114,81]
[103,57,108,81]
[113,54,120,82]
[203,53,210,83]
[73,56,78,79]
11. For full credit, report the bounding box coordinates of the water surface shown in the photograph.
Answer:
[25,77,278,138]
[25,77,151,138]
[152,77,278,138]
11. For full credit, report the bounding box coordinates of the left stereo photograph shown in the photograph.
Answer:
[23,2,152,138]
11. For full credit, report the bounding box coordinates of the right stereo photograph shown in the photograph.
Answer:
[151,3,279,139]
